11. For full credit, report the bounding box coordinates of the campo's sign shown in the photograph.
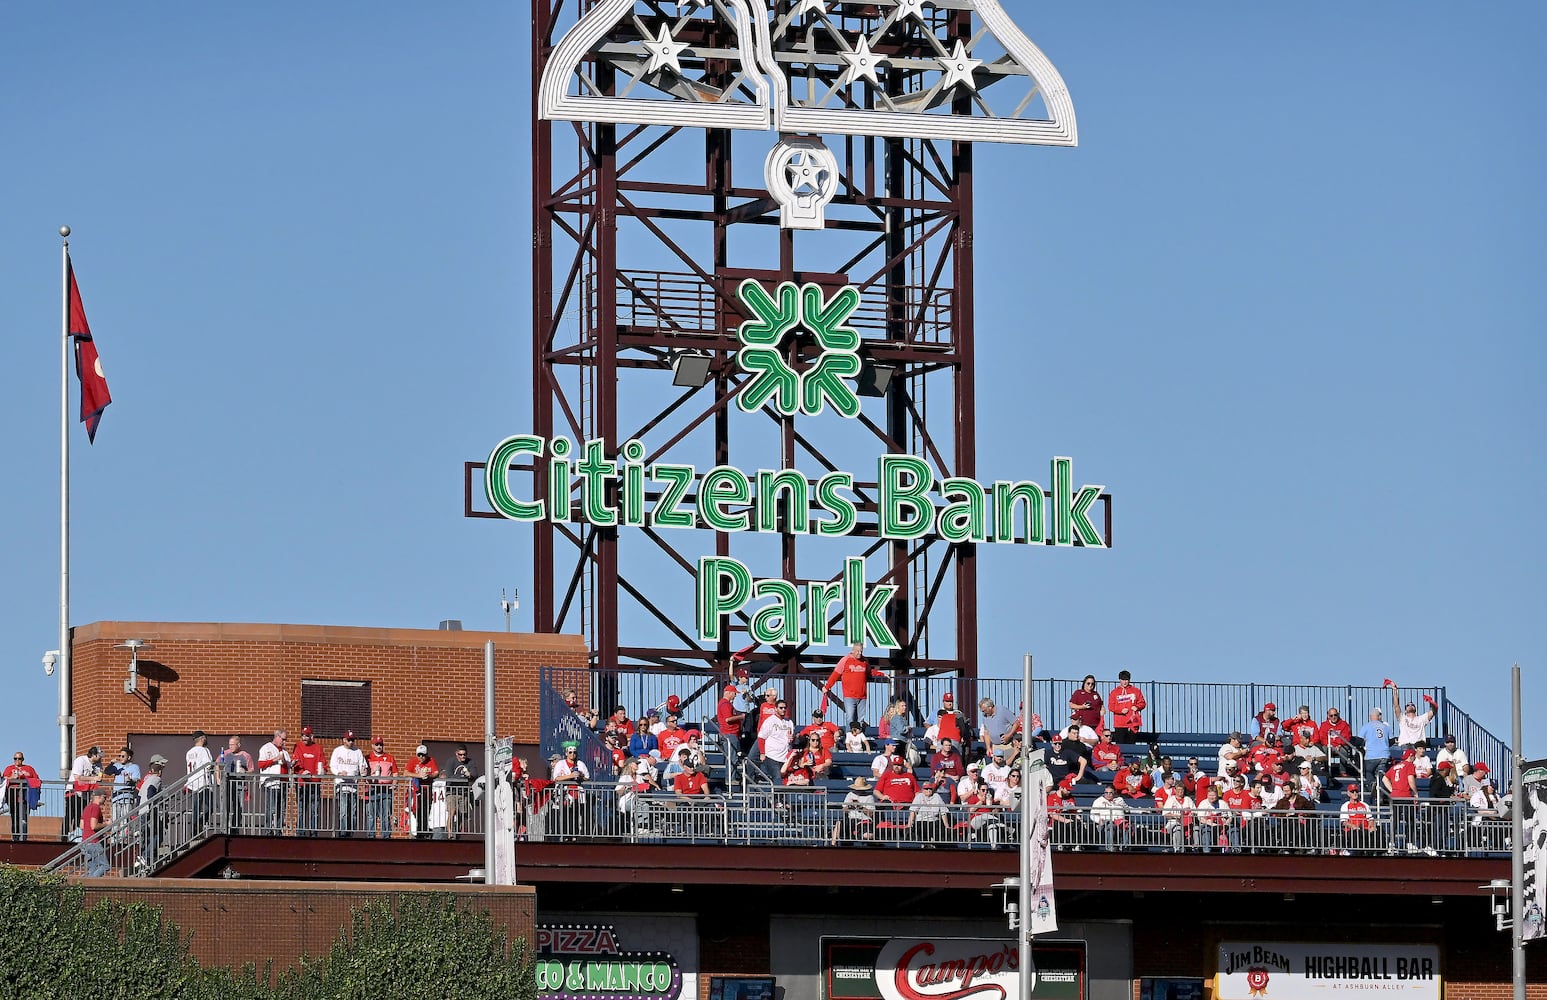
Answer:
[1214,943,1440,1000]
[488,279,1107,649]
[822,937,1085,1000]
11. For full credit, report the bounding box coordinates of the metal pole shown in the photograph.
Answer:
[1510,664,1523,1000]
[58,227,73,780]
[1020,652,1033,1000]
[484,640,496,886]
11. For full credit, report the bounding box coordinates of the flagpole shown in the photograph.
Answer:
[59,225,73,780]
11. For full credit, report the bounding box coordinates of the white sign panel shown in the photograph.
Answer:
[1215,943,1440,1000]
[1523,760,1546,942]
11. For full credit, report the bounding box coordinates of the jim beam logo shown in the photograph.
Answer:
[1222,947,1289,999]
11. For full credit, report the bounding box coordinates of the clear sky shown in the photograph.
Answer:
[2,3,1541,775]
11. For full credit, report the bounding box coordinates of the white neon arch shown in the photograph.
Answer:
[538,0,1077,147]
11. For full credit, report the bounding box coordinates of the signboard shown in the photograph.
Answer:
[537,919,697,1000]
[822,937,1085,1000]
[707,976,778,1000]
[491,737,516,886]
[1523,758,1547,942]
[1026,748,1057,935]
[487,277,1107,651]
[1214,943,1440,1000]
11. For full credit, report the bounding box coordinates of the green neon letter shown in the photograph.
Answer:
[757,469,810,534]
[806,579,844,645]
[750,579,801,643]
[485,435,546,522]
[814,472,858,538]
[878,455,934,539]
[578,437,617,527]
[843,557,898,647]
[696,557,752,642]
[939,478,987,543]
[649,463,697,529]
[699,466,752,533]
[993,481,1045,544]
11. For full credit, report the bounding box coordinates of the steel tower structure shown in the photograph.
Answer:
[478,1,1083,699]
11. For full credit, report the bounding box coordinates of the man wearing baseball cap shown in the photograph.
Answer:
[366,736,398,839]
[716,684,746,772]
[906,776,951,844]
[291,727,326,837]
[329,731,367,838]
[1436,733,1470,779]
[1381,748,1422,854]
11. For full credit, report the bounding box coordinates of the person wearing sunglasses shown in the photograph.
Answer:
[3,752,39,841]
[1068,675,1103,735]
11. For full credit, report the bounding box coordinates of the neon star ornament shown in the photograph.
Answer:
[539,0,1078,216]
[840,35,885,87]
[938,39,983,93]
[640,23,684,75]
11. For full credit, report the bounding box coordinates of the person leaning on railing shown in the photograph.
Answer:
[1317,708,1356,779]
[291,727,326,837]
[66,746,102,840]
[907,778,952,845]
[136,755,168,869]
[80,787,110,877]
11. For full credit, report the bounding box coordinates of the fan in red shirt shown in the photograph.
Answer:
[1253,702,1280,739]
[874,756,920,805]
[799,710,841,753]
[821,643,888,728]
[603,706,635,740]
[1116,761,1152,799]
[1282,705,1318,745]
[656,716,692,761]
[1317,707,1355,778]
[1091,732,1124,774]
[1249,734,1283,775]
[672,764,711,796]
[1182,758,1211,801]
[1107,671,1147,741]
[715,685,746,765]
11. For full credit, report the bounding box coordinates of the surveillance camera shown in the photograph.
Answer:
[42,650,59,677]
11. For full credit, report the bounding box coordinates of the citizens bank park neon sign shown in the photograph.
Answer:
[487,280,1107,651]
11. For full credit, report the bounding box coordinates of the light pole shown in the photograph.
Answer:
[1509,664,1523,1000]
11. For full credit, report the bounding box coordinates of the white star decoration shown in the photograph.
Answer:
[840,35,885,86]
[896,0,931,24]
[793,0,828,17]
[641,24,683,75]
[937,39,982,92]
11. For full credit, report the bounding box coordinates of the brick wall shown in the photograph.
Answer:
[81,878,535,977]
[71,622,588,756]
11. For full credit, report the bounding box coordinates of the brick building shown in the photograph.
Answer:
[70,621,587,767]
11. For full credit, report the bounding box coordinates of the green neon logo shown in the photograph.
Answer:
[735,279,863,418]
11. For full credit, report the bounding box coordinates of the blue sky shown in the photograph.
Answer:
[2,3,1541,775]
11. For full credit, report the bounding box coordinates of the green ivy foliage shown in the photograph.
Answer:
[0,866,535,1000]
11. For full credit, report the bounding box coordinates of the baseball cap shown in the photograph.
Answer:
[1298,761,1311,770]
[723,684,738,695]
[149,754,169,766]
[416,744,429,755]
[1444,734,1456,743]
[1264,702,1276,711]
[372,735,385,745]
[1437,761,1454,771]
[666,694,681,712]
[942,692,954,703]
[1058,774,1077,791]
[993,749,1005,758]
[301,727,313,736]
[1229,731,1242,740]
[890,755,905,765]
[1403,748,1416,761]
[812,709,824,719]
[343,730,355,740]
[967,762,981,771]
[1473,762,1489,774]
[192,730,205,740]
[548,753,561,763]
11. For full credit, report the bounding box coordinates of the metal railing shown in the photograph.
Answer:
[0,779,104,842]
[43,770,513,878]
[524,782,1513,857]
[540,670,1512,781]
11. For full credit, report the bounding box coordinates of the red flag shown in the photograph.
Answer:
[68,259,112,443]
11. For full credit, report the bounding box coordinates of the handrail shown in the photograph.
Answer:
[42,761,220,877]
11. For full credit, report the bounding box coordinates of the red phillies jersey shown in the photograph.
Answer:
[1092,743,1123,769]
[1250,745,1282,773]
[824,653,882,699]
[673,771,709,795]
[1343,800,1373,830]
[1385,761,1417,799]
[657,729,691,760]
[799,722,840,752]
[1117,770,1151,798]
[366,751,397,779]
[292,742,327,777]
[1183,772,1211,800]
[1222,788,1253,812]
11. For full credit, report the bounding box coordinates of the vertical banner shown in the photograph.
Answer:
[1523,759,1547,942]
[1026,748,1058,934]
[493,736,517,886]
